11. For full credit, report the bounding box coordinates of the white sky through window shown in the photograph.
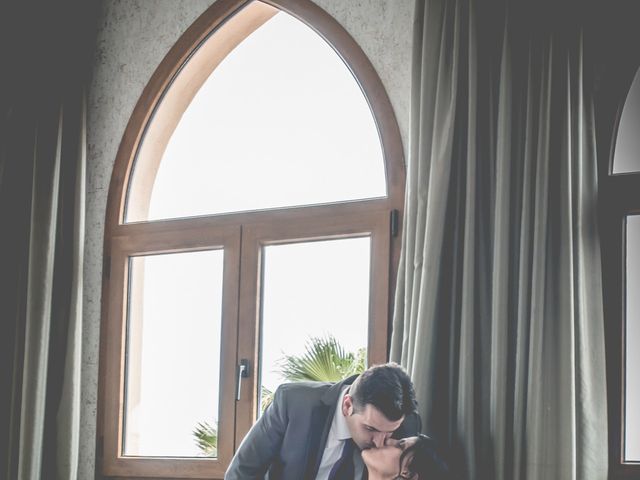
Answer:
[626,215,640,461]
[125,251,223,457]
[147,10,386,220]
[260,238,370,394]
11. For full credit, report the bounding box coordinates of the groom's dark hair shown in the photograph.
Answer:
[349,363,417,421]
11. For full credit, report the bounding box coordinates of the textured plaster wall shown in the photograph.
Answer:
[83,0,413,476]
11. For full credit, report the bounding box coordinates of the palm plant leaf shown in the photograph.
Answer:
[261,385,274,412]
[278,335,365,382]
[193,421,217,456]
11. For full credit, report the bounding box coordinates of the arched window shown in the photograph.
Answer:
[99,1,405,478]
[601,64,640,477]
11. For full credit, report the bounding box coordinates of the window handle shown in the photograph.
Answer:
[236,359,250,401]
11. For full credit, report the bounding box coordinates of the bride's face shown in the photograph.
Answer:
[361,436,419,480]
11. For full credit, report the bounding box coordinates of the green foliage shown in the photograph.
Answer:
[277,335,366,383]
[193,421,217,457]
[261,385,274,413]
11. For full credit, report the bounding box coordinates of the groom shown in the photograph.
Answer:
[225,362,420,480]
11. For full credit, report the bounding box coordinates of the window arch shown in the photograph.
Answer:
[99,0,405,478]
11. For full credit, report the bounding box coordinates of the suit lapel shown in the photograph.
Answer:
[302,375,358,479]
[302,404,332,479]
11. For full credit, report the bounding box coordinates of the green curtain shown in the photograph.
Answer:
[391,0,608,478]
[0,3,96,479]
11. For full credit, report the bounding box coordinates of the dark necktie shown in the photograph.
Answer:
[328,438,355,480]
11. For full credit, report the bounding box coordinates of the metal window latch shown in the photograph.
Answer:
[236,359,250,401]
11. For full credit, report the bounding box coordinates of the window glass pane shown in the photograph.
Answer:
[626,215,640,461]
[126,7,386,222]
[123,250,224,457]
[613,68,640,174]
[258,238,370,414]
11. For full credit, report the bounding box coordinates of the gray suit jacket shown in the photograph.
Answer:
[224,376,421,480]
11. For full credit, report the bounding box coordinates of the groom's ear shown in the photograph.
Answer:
[342,395,354,416]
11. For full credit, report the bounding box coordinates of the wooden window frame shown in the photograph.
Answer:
[598,60,640,479]
[97,0,406,478]
[103,224,241,478]
[235,209,392,439]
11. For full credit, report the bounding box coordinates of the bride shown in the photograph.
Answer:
[361,434,449,480]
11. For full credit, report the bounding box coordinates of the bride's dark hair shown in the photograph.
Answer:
[395,434,449,480]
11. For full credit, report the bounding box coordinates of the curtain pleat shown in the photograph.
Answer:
[391,1,608,478]
[3,94,88,480]
[0,3,96,479]
[55,97,86,480]
[19,105,63,480]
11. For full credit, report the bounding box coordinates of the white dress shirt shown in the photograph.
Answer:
[314,387,364,480]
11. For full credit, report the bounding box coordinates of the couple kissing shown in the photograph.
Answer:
[225,363,448,480]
